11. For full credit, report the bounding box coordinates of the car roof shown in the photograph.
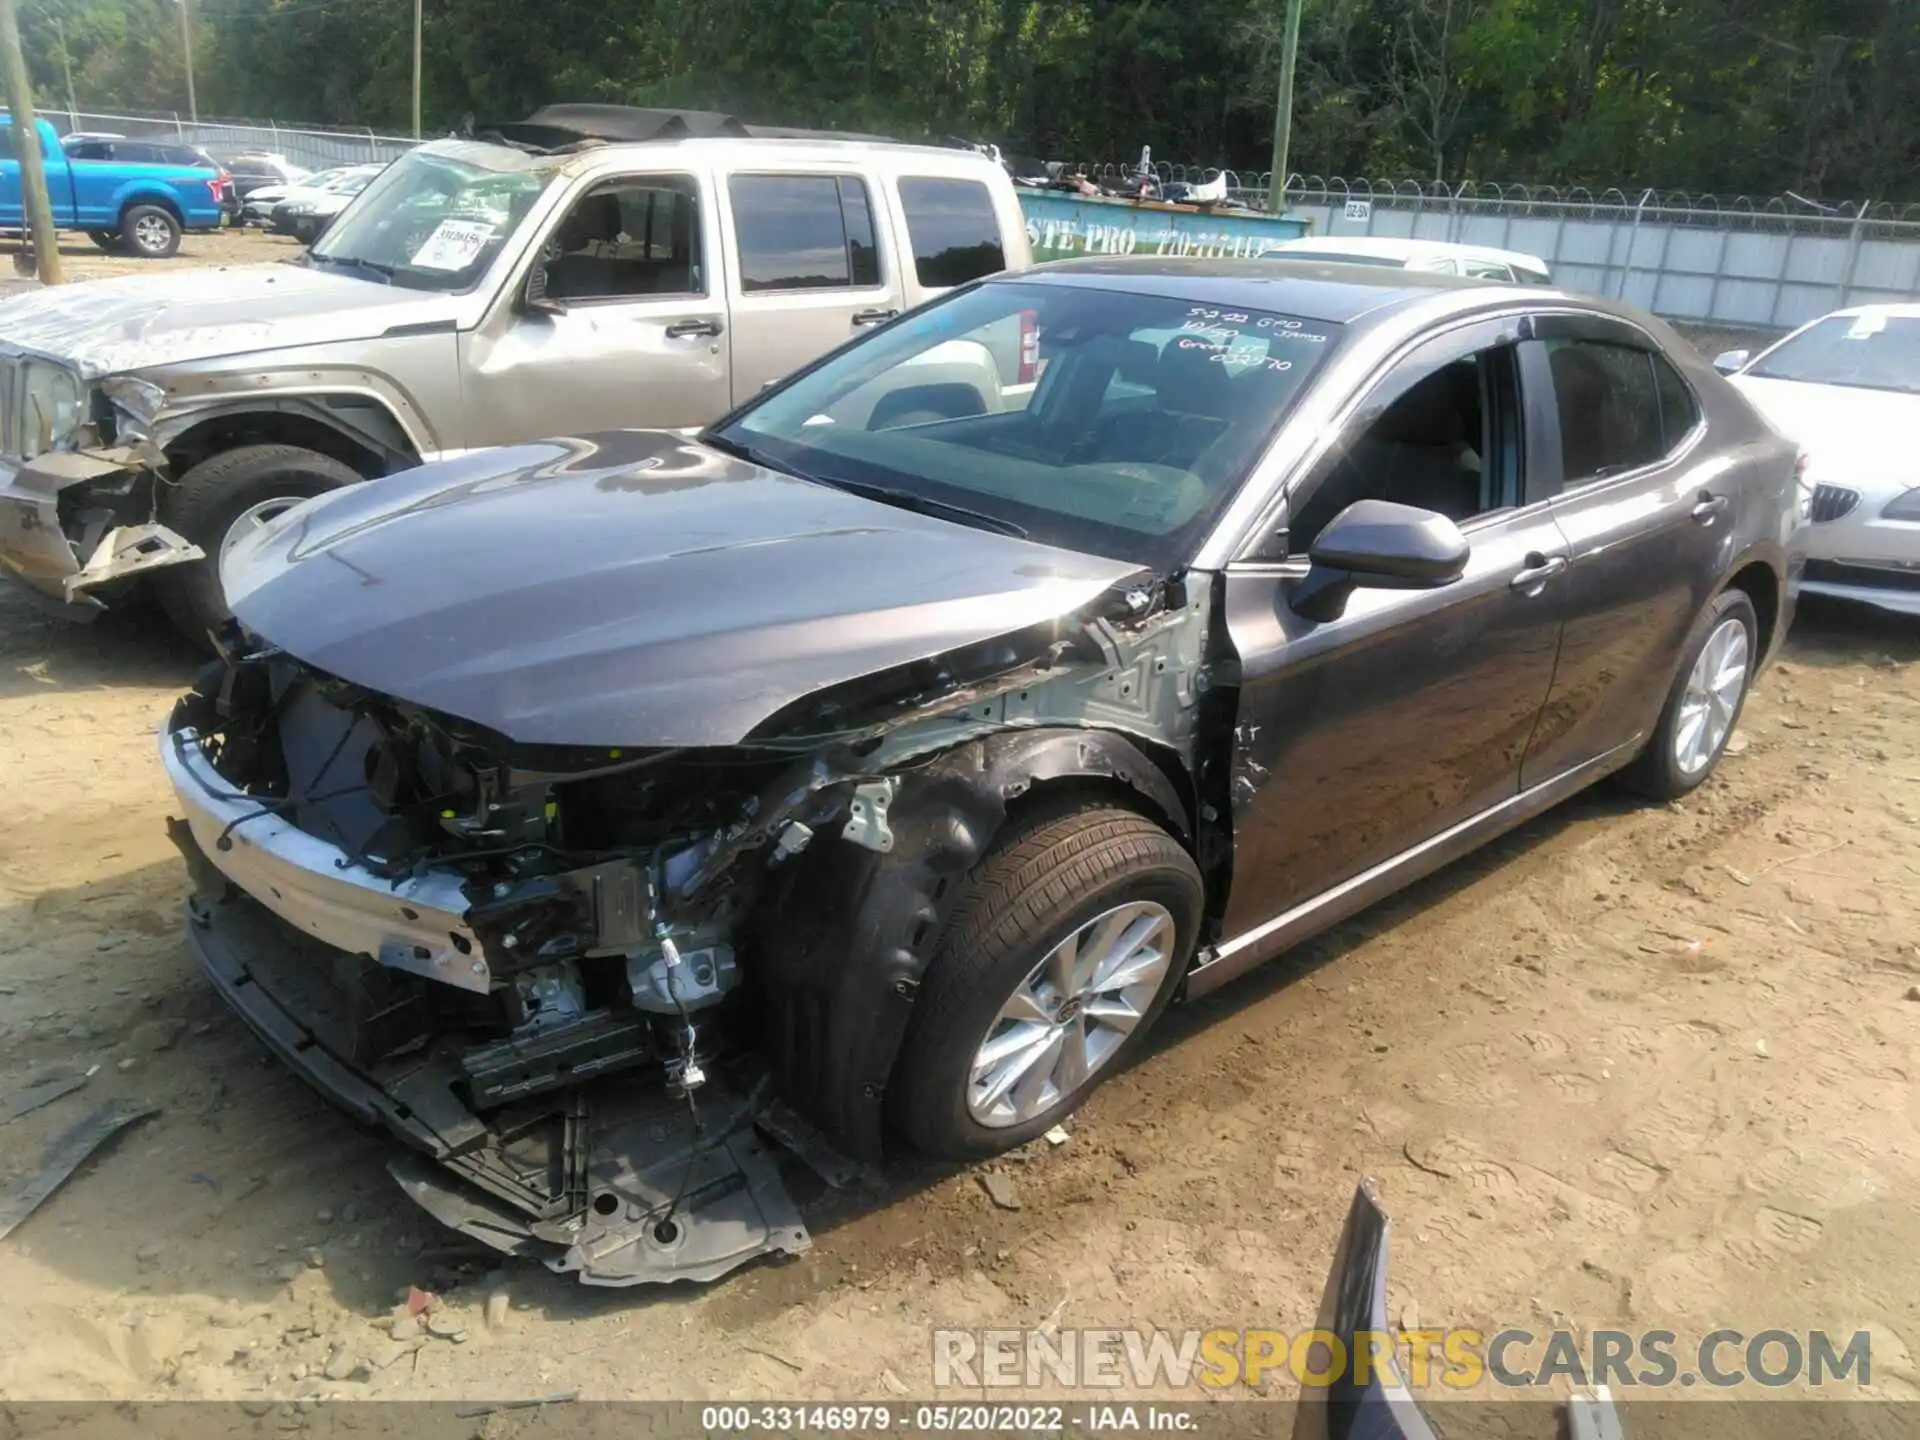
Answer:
[1273,235,1550,271]
[1825,302,1920,321]
[1004,255,1506,325]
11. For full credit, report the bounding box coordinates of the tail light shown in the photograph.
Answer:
[207,176,228,203]
[1017,308,1039,385]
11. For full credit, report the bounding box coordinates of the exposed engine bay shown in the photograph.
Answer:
[163,575,1222,1286]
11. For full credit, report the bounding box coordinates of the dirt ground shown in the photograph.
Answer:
[0,247,1915,1414]
[3,582,1915,1411]
[2,225,308,286]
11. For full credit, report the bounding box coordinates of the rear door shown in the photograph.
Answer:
[459,166,733,444]
[720,168,906,402]
[1518,318,1724,783]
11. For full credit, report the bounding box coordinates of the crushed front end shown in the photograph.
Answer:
[161,648,869,1285]
[161,543,1220,1287]
[0,365,201,611]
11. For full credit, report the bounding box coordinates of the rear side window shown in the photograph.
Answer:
[66,141,111,160]
[1545,339,1666,485]
[729,174,882,293]
[1652,353,1700,448]
[897,177,1005,287]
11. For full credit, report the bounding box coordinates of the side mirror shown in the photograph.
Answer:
[1712,348,1750,375]
[520,260,566,316]
[1288,499,1469,623]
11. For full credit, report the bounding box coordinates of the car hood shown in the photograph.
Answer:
[1731,374,1920,493]
[223,431,1143,748]
[0,264,458,379]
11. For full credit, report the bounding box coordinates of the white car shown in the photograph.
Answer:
[244,164,379,225]
[1268,235,1551,283]
[1718,304,1920,616]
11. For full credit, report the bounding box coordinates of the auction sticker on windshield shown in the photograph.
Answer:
[411,218,497,271]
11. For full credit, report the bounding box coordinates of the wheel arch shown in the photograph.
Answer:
[117,189,183,224]
[750,725,1197,1161]
[1722,551,1783,663]
[159,396,422,480]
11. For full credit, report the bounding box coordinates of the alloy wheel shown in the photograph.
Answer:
[220,496,306,566]
[1673,616,1750,776]
[965,900,1175,1128]
[134,214,173,253]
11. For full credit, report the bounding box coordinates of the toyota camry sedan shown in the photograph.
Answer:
[161,258,1804,1287]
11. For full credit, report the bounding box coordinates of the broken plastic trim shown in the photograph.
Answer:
[64,522,204,601]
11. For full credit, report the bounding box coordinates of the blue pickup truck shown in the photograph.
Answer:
[1,117,227,259]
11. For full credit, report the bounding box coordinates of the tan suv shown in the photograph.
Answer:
[0,106,1032,640]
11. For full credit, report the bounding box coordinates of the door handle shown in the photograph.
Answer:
[851,308,898,329]
[1691,491,1729,523]
[1509,553,1568,592]
[664,317,723,339]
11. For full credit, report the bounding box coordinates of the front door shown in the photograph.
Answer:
[1517,324,1730,783]
[459,170,732,447]
[720,170,907,403]
[1218,321,1570,937]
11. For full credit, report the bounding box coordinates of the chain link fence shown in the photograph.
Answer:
[42,107,421,171]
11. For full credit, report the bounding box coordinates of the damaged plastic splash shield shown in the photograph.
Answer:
[175,847,818,1288]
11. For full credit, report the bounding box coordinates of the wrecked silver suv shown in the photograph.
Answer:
[0,105,1028,642]
[161,261,1793,1286]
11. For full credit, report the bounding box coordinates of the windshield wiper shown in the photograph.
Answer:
[701,431,809,480]
[310,253,395,285]
[807,474,1029,539]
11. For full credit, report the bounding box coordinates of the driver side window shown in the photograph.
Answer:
[538,175,705,304]
[1285,342,1523,557]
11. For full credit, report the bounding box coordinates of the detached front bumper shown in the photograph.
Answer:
[1,450,202,609]
[160,723,489,994]
[164,721,817,1287]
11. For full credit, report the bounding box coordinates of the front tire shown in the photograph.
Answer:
[122,205,182,259]
[1618,588,1758,800]
[154,443,362,646]
[890,803,1202,1160]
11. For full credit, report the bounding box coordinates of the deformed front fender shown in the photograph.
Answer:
[752,726,1193,1160]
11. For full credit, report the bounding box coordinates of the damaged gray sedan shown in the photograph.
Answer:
[162,258,1799,1286]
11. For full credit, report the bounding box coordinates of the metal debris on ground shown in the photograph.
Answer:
[0,1102,160,1242]
[1043,1124,1071,1146]
[0,1073,88,1126]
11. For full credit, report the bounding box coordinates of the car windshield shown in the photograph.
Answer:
[715,280,1342,568]
[307,143,564,293]
[1748,313,1920,395]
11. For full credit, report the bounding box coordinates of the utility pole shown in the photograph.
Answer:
[411,0,421,138]
[49,13,75,124]
[1266,0,1304,215]
[0,0,66,281]
[176,0,195,126]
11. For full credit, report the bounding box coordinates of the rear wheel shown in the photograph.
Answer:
[122,205,182,259]
[890,803,1202,1159]
[154,443,362,646]
[1618,588,1758,800]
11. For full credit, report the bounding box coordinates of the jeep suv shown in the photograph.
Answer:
[0,105,1032,640]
